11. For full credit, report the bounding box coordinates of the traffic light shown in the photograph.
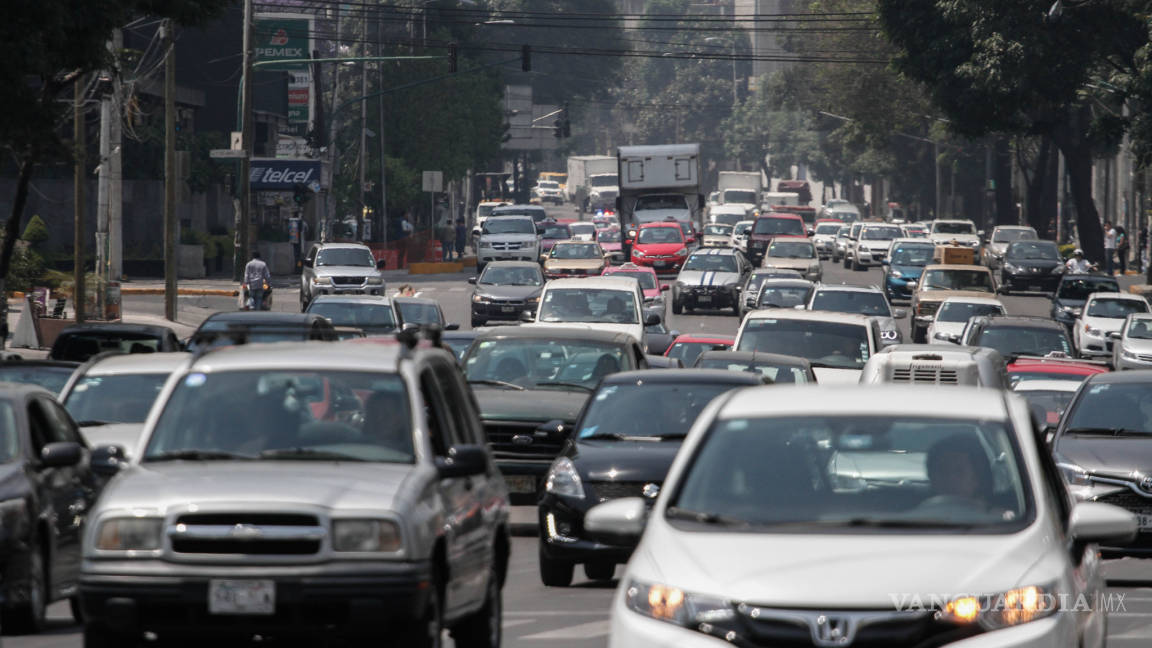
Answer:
[553,118,563,139]
[521,45,531,72]
[292,183,311,206]
[562,103,571,137]
[448,43,458,73]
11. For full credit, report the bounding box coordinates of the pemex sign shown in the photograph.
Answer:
[253,14,312,71]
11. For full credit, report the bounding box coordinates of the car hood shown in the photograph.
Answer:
[635,242,685,256]
[474,284,543,300]
[930,321,966,337]
[677,270,742,287]
[763,258,816,272]
[1080,315,1126,332]
[632,523,1047,607]
[474,387,590,423]
[80,423,146,458]
[1057,436,1152,477]
[812,367,862,385]
[569,439,683,484]
[101,461,422,512]
[858,240,893,250]
[527,321,643,345]
[545,259,605,270]
[600,242,623,252]
[1119,337,1152,353]
[1004,258,1062,271]
[313,265,381,278]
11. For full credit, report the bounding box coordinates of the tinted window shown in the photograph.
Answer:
[397,301,443,326]
[713,214,743,226]
[1057,277,1120,300]
[993,228,1037,243]
[316,248,374,267]
[484,218,536,235]
[52,332,161,362]
[753,217,805,236]
[465,338,631,390]
[667,341,730,367]
[937,301,1005,323]
[551,243,602,259]
[0,365,75,393]
[810,290,891,316]
[932,222,976,235]
[0,402,19,462]
[579,383,741,438]
[815,224,841,235]
[479,265,542,286]
[921,269,994,292]
[724,190,758,205]
[538,288,638,324]
[738,319,870,369]
[890,245,934,265]
[972,325,1072,357]
[1064,382,1152,434]
[608,271,657,290]
[307,302,396,333]
[768,241,815,258]
[542,224,571,239]
[1086,298,1148,318]
[694,357,811,383]
[637,227,683,244]
[1006,241,1059,261]
[64,373,169,424]
[757,285,813,309]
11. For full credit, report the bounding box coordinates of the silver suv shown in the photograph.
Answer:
[78,339,510,647]
[476,214,541,272]
[300,242,386,309]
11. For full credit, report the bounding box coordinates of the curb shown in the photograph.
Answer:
[120,288,238,296]
[409,262,465,275]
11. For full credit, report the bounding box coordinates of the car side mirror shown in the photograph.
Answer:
[644,312,662,326]
[1070,501,1137,545]
[1041,424,1057,446]
[660,284,670,292]
[303,259,314,268]
[91,444,128,477]
[376,259,387,271]
[892,308,908,319]
[1108,331,1122,340]
[906,281,917,289]
[435,445,488,479]
[467,277,477,285]
[669,330,681,338]
[534,419,571,443]
[445,323,460,331]
[520,310,535,323]
[41,441,83,469]
[584,497,649,544]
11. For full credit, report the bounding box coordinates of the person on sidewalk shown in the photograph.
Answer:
[455,218,467,260]
[441,218,456,261]
[1117,224,1129,275]
[1104,221,1117,275]
[243,251,271,311]
[396,212,414,268]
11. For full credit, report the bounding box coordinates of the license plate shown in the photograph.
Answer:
[1139,514,1152,530]
[504,475,537,494]
[209,580,275,615]
[654,261,667,268]
[698,295,712,303]
[501,306,516,313]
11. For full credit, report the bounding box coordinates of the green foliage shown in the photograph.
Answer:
[21,215,49,249]
[180,229,207,246]
[204,234,233,262]
[7,245,46,294]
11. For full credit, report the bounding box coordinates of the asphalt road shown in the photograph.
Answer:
[12,203,1152,647]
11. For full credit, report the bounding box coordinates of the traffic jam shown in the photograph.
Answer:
[3,145,1151,648]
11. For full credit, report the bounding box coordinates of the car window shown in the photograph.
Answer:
[1126,319,1152,339]
[637,227,683,244]
[753,218,804,236]
[538,288,638,324]
[551,243,602,259]
[974,326,1072,358]
[1064,382,1152,434]
[757,285,813,309]
[1086,298,1148,318]
[0,365,75,393]
[432,361,477,446]
[810,290,891,316]
[704,225,733,236]
[464,338,630,390]
[738,319,870,369]
[316,248,374,267]
[768,241,815,258]
[1006,241,1059,260]
[683,254,739,273]
[1057,278,1120,300]
[890,245,934,266]
[542,225,571,239]
[397,301,444,326]
[667,341,730,367]
[932,222,976,235]
[920,269,994,292]
[484,218,536,235]
[937,302,1005,323]
[307,302,397,333]
[993,228,1037,243]
[578,382,741,439]
[694,358,811,383]
[608,271,657,291]
[479,265,542,286]
[419,369,454,456]
[861,227,902,240]
[64,373,169,424]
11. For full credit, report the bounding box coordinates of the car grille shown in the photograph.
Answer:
[331,276,363,285]
[484,421,564,459]
[588,481,651,502]
[488,298,526,306]
[1094,489,1152,512]
[1139,354,1152,362]
[169,513,324,555]
[491,241,524,250]
[891,367,959,385]
[730,606,981,648]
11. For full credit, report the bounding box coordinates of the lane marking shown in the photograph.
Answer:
[519,619,611,640]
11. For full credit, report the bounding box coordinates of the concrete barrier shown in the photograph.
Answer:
[408,262,464,275]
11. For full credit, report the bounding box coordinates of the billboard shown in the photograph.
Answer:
[253,15,312,70]
[250,158,322,191]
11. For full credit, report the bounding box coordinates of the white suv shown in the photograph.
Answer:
[586,385,1135,648]
[476,214,541,272]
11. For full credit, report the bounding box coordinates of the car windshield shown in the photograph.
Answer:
[810,291,891,316]
[713,214,743,226]
[635,195,685,210]
[937,302,1004,323]
[538,288,638,324]
[724,190,758,205]
[667,341,731,367]
[599,229,622,243]
[484,218,537,235]
[1127,319,1152,339]
[551,243,601,260]
[52,332,162,362]
[737,319,870,369]
[890,245,934,265]
[1064,382,1152,435]
[747,271,801,291]
[669,415,1030,531]
[608,271,657,290]
[1057,277,1120,300]
[589,175,618,188]
[1006,241,1059,260]
[464,338,629,390]
[694,357,812,383]
[837,227,851,237]
[316,248,374,267]
[570,223,595,236]
[578,382,741,439]
[994,228,1037,243]
[753,217,804,236]
[932,222,976,235]
[64,373,169,424]
[0,365,75,393]
[480,265,542,286]
[307,302,396,333]
[757,285,813,309]
[683,254,739,273]
[768,241,815,259]
[1017,389,1075,426]
[637,227,683,244]
[396,301,442,326]
[538,181,558,189]
[862,227,902,241]
[704,225,733,236]
[541,225,571,240]
[920,269,994,292]
[1087,298,1148,318]
[815,224,842,235]
[143,371,414,463]
[734,223,753,235]
[973,326,1072,357]
[442,337,473,362]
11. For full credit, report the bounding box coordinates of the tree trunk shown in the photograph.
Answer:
[1052,106,1103,262]
[994,137,1014,225]
[0,153,36,349]
[1034,141,1059,239]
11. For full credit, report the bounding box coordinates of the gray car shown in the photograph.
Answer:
[1110,312,1152,370]
[806,284,907,345]
[671,247,751,315]
[78,341,510,647]
[300,243,386,309]
[468,261,544,327]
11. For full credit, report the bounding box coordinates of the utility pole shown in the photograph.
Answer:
[358,17,368,239]
[234,0,254,281]
[934,140,942,219]
[163,20,177,321]
[110,29,123,281]
[377,19,388,244]
[73,78,86,324]
[96,85,111,296]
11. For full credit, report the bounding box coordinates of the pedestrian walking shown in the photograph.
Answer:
[1104,221,1117,275]
[441,218,456,261]
[455,218,467,260]
[396,212,414,268]
[1117,224,1130,275]
[243,251,271,311]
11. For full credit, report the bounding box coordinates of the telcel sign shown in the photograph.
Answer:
[250,159,321,191]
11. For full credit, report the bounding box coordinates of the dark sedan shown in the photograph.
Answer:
[0,359,79,394]
[537,370,766,587]
[48,324,182,362]
[469,261,544,327]
[998,240,1064,294]
[186,312,339,351]
[394,296,460,330]
[693,350,817,383]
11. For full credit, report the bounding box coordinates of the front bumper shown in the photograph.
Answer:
[631,254,684,273]
[472,300,536,321]
[479,248,540,264]
[308,283,385,299]
[80,560,432,638]
[855,249,888,266]
[1002,272,1061,292]
[1116,352,1152,370]
[538,496,636,566]
[676,286,739,309]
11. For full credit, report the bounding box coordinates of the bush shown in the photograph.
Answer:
[180,229,208,246]
[203,234,234,261]
[21,215,48,250]
[8,245,47,293]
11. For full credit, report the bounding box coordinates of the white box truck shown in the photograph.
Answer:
[616,144,703,230]
[566,155,619,212]
[717,171,762,213]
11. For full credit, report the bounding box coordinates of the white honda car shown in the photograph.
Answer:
[587,386,1135,648]
[1073,292,1150,358]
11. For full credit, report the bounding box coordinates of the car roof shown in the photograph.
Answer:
[994,225,1036,231]
[639,221,680,229]
[757,213,803,220]
[191,341,405,374]
[813,283,882,294]
[82,352,190,376]
[544,277,640,290]
[711,205,749,213]
[924,264,992,272]
[932,219,976,225]
[59,323,175,336]
[309,295,393,305]
[602,369,763,386]
[204,311,323,325]
[874,344,998,359]
[672,334,735,344]
[1086,292,1145,301]
[760,279,816,288]
[1084,370,1152,385]
[1012,380,1082,393]
[474,326,634,343]
[744,310,876,325]
[696,350,812,367]
[890,238,934,246]
[603,263,656,274]
[720,385,1009,421]
[688,247,740,257]
[1057,273,1119,285]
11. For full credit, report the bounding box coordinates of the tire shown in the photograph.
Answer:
[539,545,574,587]
[671,298,683,315]
[83,623,134,648]
[399,568,444,648]
[3,548,47,634]
[853,260,865,272]
[843,256,851,269]
[583,562,616,582]
[471,315,485,328]
[453,565,502,648]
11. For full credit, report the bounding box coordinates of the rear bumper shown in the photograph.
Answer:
[1002,273,1061,292]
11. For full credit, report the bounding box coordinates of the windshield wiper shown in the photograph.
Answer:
[467,379,525,391]
[665,506,750,527]
[654,432,689,440]
[259,448,366,461]
[146,450,252,462]
[581,432,629,441]
[76,419,110,427]
[535,381,595,393]
[1064,427,1149,437]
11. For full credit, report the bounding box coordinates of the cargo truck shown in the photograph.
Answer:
[616,144,703,258]
[566,155,619,212]
[718,171,762,214]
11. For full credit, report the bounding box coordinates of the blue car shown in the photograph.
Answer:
[882,241,936,302]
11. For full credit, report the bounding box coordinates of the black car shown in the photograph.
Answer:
[186,312,338,351]
[1050,372,1152,556]
[0,359,79,394]
[468,261,544,327]
[1051,273,1120,328]
[462,327,649,504]
[394,296,460,330]
[537,370,766,587]
[48,324,182,362]
[739,268,804,316]
[0,385,105,632]
[962,315,1075,360]
[693,350,817,383]
[998,240,1064,294]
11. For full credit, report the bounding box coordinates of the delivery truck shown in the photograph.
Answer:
[616,144,703,230]
[718,171,762,213]
[566,155,619,212]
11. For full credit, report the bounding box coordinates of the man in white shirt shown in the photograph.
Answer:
[1104,221,1117,275]
[243,251,271,310]
[1065,249,1094,274]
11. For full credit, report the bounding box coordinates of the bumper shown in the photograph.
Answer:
[631,255,684,273]
[1002,273,1061,292]
[1116,354,1152,370]
[80,560,432,638]
[308,285,384,299]
[1079,334,1112,357]
[886,278,916,300]
[495,458,554,504]
[855,250,887,266]
[478,249,540,264]
[538,498,635,565]
[472,302,536,321]
[677,288,739,309]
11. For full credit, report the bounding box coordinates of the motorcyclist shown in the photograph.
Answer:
[1065,249,1095,274]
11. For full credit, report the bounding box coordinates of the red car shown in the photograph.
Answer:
[602,262,667,305]
[1007,356,1110,385]
[665,334,734,367]
[630,222,689,273]
[747,213,806,266]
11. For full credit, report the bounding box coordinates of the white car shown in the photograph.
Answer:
[926,296,1006,344]
[929,218,983,250]
[812,221,843,259]
[529,276,657,349]
[569,221,597,242]
[532,180,564,204]
[731,220,754,253]
[708,204,749,227]
[831,225,853,262]
[847,223,903,270]
[476,214,541,272]
[700,223,734,248]
[588,385,1133,648]
[734,310,881,384]
[1110,312,1152,370]
[1073,292,1150,358]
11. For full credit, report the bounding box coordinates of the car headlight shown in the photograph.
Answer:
[1122,347,1138,359]
[625,580,735,628]
[312,276,332,285]
[632,249,646,257]
[544,457,584,499]
[332,519,402,552]
[880,329,899,341]
[1003,263,1019,273]
[675,248,688,257]
[939,583,1058,631]
[1084,325,1102,337]
[527,296,540,304]
[1057,462,1092,487]
[365,276,384,285]
[96,517,164,551]
[472,294,490,304]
